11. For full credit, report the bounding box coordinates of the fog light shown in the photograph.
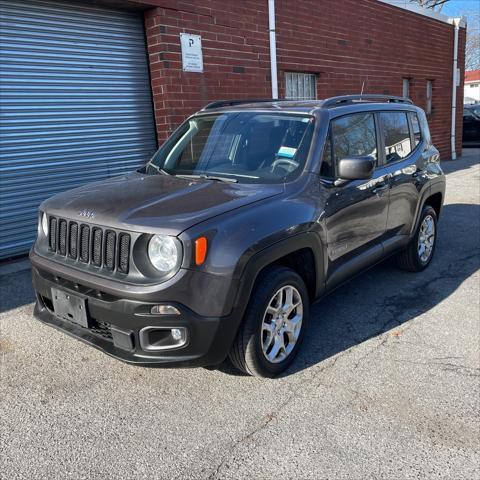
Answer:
[150,305,180,315]
[139,326,188,351]
[171,328,183,341]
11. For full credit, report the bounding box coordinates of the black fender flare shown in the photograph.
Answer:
[410,179,445,236]
[209,232,325,362]
[225,231,325,327]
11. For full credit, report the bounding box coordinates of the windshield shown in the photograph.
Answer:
[145,112,314,183]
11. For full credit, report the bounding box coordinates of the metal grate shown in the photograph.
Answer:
[104,231,116,270]
[80,225,90,263]
[49,217,57,251]
[58,219,67,256]
[88,319,113,341]
[92,228,103,266]
[68,223,78,259]
[285,72,317,100]
[118,233,130,274]
[47,216,131,274]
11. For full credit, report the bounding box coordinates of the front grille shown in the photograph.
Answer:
[88,319,113,340]
[80,225,90,263]
[49,217,57,251]
[92,228,102,266]
[69,222,78,258]
[104,231,116,270]
[58,219,67,256]
[118,233,130,273]
[48,216,131,274]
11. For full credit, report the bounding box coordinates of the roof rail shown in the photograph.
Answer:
[322,94,413,108]
[201,99,278,110]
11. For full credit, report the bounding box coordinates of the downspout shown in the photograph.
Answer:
[268,0,278,99]
[450,18,460,160]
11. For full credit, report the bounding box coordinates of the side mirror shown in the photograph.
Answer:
[336,156,375,184]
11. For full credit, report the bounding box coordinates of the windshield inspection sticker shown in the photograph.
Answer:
[277,146,297,158]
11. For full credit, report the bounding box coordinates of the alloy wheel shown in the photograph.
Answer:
[417,214,435,263]
[261,285,303,364]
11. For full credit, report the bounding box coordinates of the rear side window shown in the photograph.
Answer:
[379,112,412,163]
[331,113,377,164]
[409,112,422,147]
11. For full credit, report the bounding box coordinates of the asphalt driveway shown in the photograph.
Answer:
[1,150,479,480]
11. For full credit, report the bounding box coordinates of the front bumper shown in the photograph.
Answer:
[31,265,240,368]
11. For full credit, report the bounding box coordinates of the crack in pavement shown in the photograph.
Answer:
[393,359,480,378]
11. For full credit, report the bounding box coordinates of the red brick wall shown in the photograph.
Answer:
[140,0,466,159]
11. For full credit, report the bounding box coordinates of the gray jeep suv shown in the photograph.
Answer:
[30,95,445,377]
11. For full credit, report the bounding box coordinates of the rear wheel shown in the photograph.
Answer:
[396,205,437,272]
[229,266,309,377]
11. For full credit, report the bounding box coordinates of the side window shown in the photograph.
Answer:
[331,113,377,167]
[379,112,412,163]
[409,112,422,148]
[320,132,333,178]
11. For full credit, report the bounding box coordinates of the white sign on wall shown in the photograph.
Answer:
[180,33,203,72]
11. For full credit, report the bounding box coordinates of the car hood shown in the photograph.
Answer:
[41,172,284,234]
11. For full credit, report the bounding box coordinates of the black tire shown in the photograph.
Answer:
[396,205,438,272]
[228,265,310,378]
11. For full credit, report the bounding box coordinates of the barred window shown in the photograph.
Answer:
[285,72,317,100]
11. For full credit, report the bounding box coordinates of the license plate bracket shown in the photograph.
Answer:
[51,288,89,328]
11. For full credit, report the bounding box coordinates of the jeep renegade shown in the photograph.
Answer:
[31,95,445,377]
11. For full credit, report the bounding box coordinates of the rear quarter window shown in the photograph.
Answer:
[408,111,422,148]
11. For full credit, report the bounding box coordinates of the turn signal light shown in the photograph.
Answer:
[195,236,208,265]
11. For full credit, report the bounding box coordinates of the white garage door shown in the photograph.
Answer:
[0,0,157,258]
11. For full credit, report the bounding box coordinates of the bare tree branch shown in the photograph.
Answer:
[409,0,452,11]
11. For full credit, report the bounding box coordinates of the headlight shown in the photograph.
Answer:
[41,213,48,237]
[147,235,180,273]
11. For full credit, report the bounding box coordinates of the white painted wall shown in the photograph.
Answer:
[464,82,480,103]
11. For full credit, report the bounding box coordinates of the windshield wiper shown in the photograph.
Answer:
[174,174,238,183]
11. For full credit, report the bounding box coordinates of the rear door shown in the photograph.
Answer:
[323,112,389,289]
[377,110,428,248]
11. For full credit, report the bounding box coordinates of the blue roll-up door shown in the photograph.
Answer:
[0,0,157,259]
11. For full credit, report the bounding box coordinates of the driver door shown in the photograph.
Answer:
[323,112,389,289]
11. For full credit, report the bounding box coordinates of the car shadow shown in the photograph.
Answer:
[288,202,480,376]
[216,202,480,377]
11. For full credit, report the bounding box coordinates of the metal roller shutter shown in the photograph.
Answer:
[0,0,157,259]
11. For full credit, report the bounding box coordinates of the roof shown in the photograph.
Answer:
[465,70,480,83]
[199,95,415,115]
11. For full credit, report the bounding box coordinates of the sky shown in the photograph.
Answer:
[388,0,479,16]
[442,0,479,17]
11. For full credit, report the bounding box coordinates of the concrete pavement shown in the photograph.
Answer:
[1,149,479,479]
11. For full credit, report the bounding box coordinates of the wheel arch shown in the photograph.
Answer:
[410,180,445,236]
[231,233,325,318]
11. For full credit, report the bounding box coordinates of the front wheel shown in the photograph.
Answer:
[396,205,438,272]
[229,266,309,377]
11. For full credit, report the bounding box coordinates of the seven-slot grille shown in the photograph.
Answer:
[48,217,130,274]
